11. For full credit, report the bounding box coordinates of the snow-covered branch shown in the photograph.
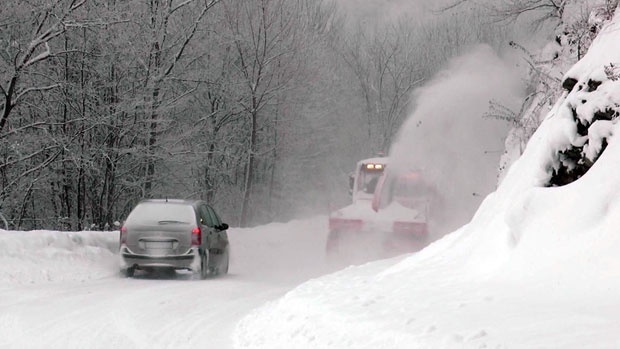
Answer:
[160,3,211,79]
[70,0,85,11]
[170,0,196,15]
[21,42,52,69]
[13,83,61,106]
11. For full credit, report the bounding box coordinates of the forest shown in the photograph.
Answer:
[0,0,597,230]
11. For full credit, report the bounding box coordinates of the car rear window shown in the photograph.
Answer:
[125,202,196,226]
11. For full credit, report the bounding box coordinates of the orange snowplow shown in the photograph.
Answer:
[327,157,432,261]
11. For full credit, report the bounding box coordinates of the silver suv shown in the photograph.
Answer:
[119,199,230,278]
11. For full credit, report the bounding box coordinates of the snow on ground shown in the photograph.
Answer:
[232,8,620,349]
[230,218,332,284]
[3,4,620,348]
[0,218,334,348]
[0,231,119,287]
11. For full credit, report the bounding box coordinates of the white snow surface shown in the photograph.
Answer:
[0,219,334,348]
[4,5,620,349]
[231,9,620,349]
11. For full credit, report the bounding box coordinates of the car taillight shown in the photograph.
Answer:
[191,227,201,246]
[120,226,128,245]
[329,218,364,232]
[392,221,427,236]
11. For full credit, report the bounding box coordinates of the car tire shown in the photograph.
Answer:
[200,251,209,279]
[218,249,229,275]
[123,267,135,278]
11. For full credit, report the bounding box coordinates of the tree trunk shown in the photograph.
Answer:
[144,32,162,199]
[0,76,17,134]
[268,109,278,219]
[205,142,216,202]
[240,109,258,227]
[144,85,160,198]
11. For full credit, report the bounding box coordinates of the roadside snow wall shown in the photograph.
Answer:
[0,231,119,287]
[437,1,620,276]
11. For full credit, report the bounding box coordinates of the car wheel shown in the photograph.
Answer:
[123,267,135,278]
[200,251,209,279]
[218,249,229,275]
[325,230,340,255]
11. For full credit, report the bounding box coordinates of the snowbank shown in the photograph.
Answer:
[0,217,334,288]
[232,7,620,349]
[0,230,119,287]
[0,217,338,349]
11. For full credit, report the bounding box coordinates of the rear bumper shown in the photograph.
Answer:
[328,217,428,236]
[326,220,428,255]
[119,246,200,271]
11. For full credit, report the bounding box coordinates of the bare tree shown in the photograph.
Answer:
[138,0,222,198]
[441,0,616,30]
[338,20,425,154]
[0,0,94,228]
[219,0,332,226]
[0,0,88,134]
[487,0,566,28]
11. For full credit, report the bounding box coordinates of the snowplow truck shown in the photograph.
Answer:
[327,157,431,260]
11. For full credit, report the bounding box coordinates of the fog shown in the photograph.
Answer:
[389,44,525,236]
[335,0,451,23]
[334,0,553,48]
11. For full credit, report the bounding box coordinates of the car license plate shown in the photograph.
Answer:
[145,241,172,249]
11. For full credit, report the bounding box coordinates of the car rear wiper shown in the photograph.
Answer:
[157,220,189,224]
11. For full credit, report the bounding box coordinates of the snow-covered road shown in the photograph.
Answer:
[1,273,292,348]
[0,218,334,349]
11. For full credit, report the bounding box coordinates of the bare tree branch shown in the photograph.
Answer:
[13,83,61,105]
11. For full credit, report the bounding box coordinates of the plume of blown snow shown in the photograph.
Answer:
[389,44,525,236]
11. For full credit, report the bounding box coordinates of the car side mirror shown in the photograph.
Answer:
[218,223,229,231]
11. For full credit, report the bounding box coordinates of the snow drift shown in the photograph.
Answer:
[232,7,620,349]
[0,230,119,287]
[0,219,336,349]
[0,217,333,289]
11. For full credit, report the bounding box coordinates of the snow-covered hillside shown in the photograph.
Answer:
[232,6,620,349]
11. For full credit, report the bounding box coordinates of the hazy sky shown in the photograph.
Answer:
[335,0,554,47]
[334,0,453,23]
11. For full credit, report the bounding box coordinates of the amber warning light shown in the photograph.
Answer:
[365,163,384,170]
